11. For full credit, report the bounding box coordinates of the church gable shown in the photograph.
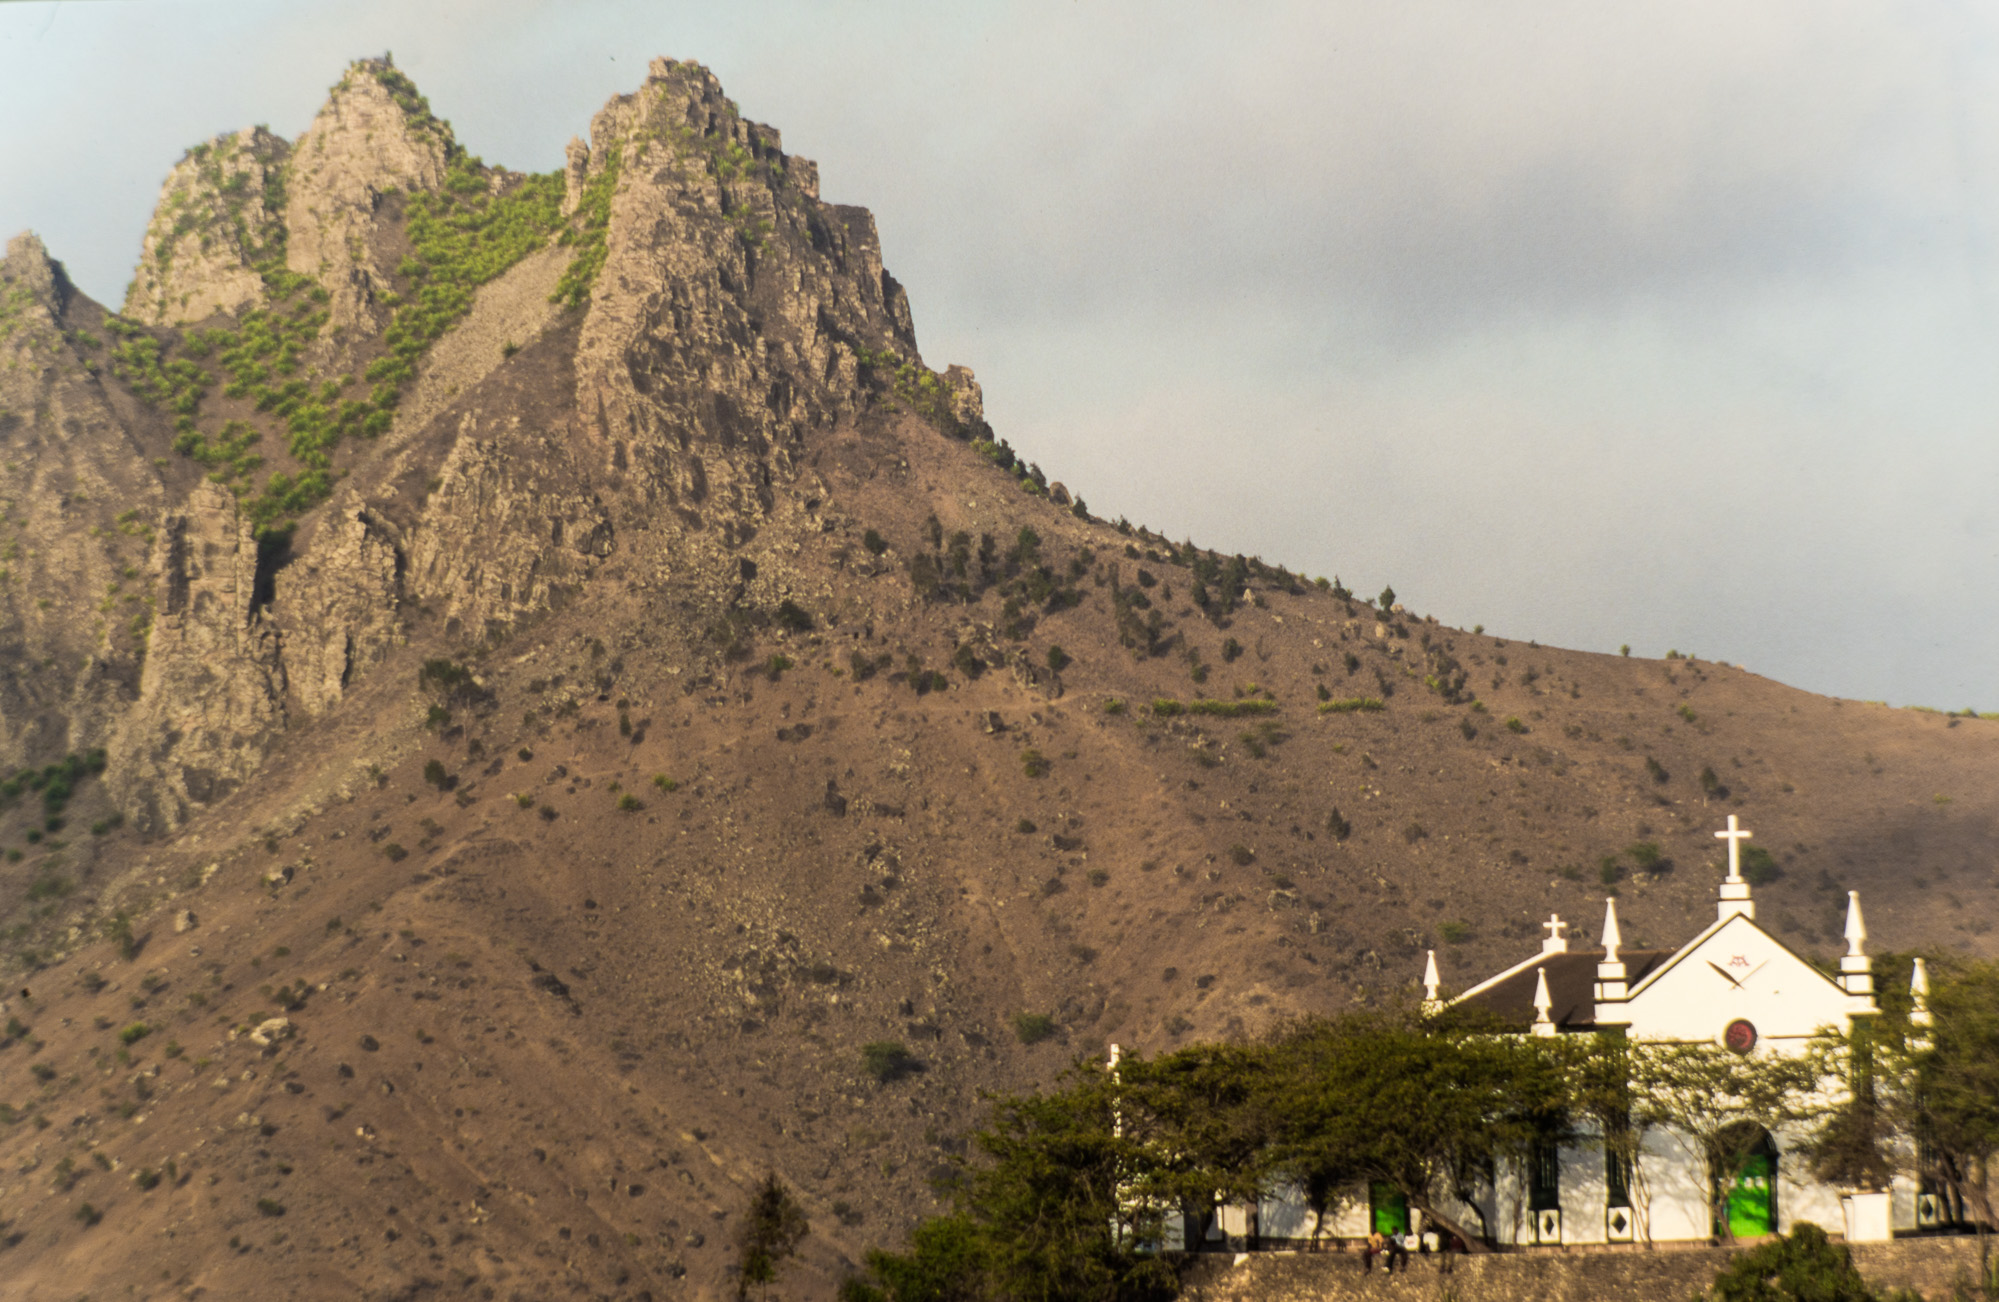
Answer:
[1435,817,1878,1049]
[1622,912,1850,1046]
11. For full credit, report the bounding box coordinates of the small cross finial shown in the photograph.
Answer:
[1541,913,1568,952]
[1715,814,1754,881]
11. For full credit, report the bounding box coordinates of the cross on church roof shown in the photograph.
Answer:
[1716,814,1754,881]
[1541,913,1568,953]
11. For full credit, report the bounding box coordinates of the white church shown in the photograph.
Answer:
[1215,817,1945,1250]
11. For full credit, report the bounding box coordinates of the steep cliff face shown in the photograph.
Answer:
[106,483,286,833]
[120,127,290,327]
[0,234,170,774]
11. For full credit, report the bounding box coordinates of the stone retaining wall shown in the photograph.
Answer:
[1179,1235,1992,1302]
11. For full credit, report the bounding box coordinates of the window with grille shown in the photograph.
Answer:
[1530,1138,1562,1211]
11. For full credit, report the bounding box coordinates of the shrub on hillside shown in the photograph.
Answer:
[1013,1012,1057,1045]
[862,1041,920,1083]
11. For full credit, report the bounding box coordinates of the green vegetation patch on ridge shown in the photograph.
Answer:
[111,74,578,535]
[1151,698,1279,718]
[1319,696,1386,714]
[549,141,622,311]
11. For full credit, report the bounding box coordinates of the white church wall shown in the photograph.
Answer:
[1774,1121,1844,1235]
[1258,1182,1316,1243]
[1429,1174,1505,1247]
[1556,1137,1613,1245]
[1326,1191,1371,1239]
[1250,1181,1390,1244]
[1484,1158,1531,1246]
[1637,1128,1715,1243]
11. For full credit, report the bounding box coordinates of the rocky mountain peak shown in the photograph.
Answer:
[120,126,290,327]
[283,57,457,331]
[3,230,72,320]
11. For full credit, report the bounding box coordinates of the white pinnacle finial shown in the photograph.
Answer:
[1838,891,1878,1015]
[1423,950,1441,1001]
[1716,814,1753,882]
[1595,897,1630,1017]
[1910,958,1933,1030]
[1531,967,1556,1037]
[1541,913,1569,953]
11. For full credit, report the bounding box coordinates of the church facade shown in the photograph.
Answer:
[1232,817,1940,1249]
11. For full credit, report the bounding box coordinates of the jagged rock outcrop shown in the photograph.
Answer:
[284,57,452,333]
[108,483,285,834]
[571,58,923,528]
[272,499,402,718]
[404,419,613,639]
[0,233,169,771]
[944,364,987,433]
[121,127,290,326]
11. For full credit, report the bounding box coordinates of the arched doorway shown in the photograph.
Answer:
[1718,1124,1779,1239]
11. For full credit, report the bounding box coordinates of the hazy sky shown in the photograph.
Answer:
[3,1,1995,708]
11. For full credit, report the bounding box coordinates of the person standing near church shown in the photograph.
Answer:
[1363,1230,1382,1274]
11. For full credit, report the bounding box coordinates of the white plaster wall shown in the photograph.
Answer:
[1253,1182,1373,1243]
[1638,1128,1716,1243]
[1772,1124,1838,1234]
[1259,1183,1316,1242]
[1557,1137,1613,1245]
[1430,1174,1505,1246]
[1891,1176,1919,1232]
[1326,1193,1371,1239]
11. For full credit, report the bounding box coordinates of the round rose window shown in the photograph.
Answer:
[1724,1019,1758,1054]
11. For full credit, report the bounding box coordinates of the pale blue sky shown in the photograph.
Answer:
[3,1,1996,708]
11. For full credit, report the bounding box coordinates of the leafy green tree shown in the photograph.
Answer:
[842,1061,1177,1302]
[1800,1021,1894,1194]
[1123,1041,1284,1229]
[843,1215,985,1302]
[1262,1012,1569,1250]
[1873,956,1999,1229]
[967,1070,1179,1302]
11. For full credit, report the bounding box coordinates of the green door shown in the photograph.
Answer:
[1370,1183,1409,1236]
[1726,1152,1776,1238]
